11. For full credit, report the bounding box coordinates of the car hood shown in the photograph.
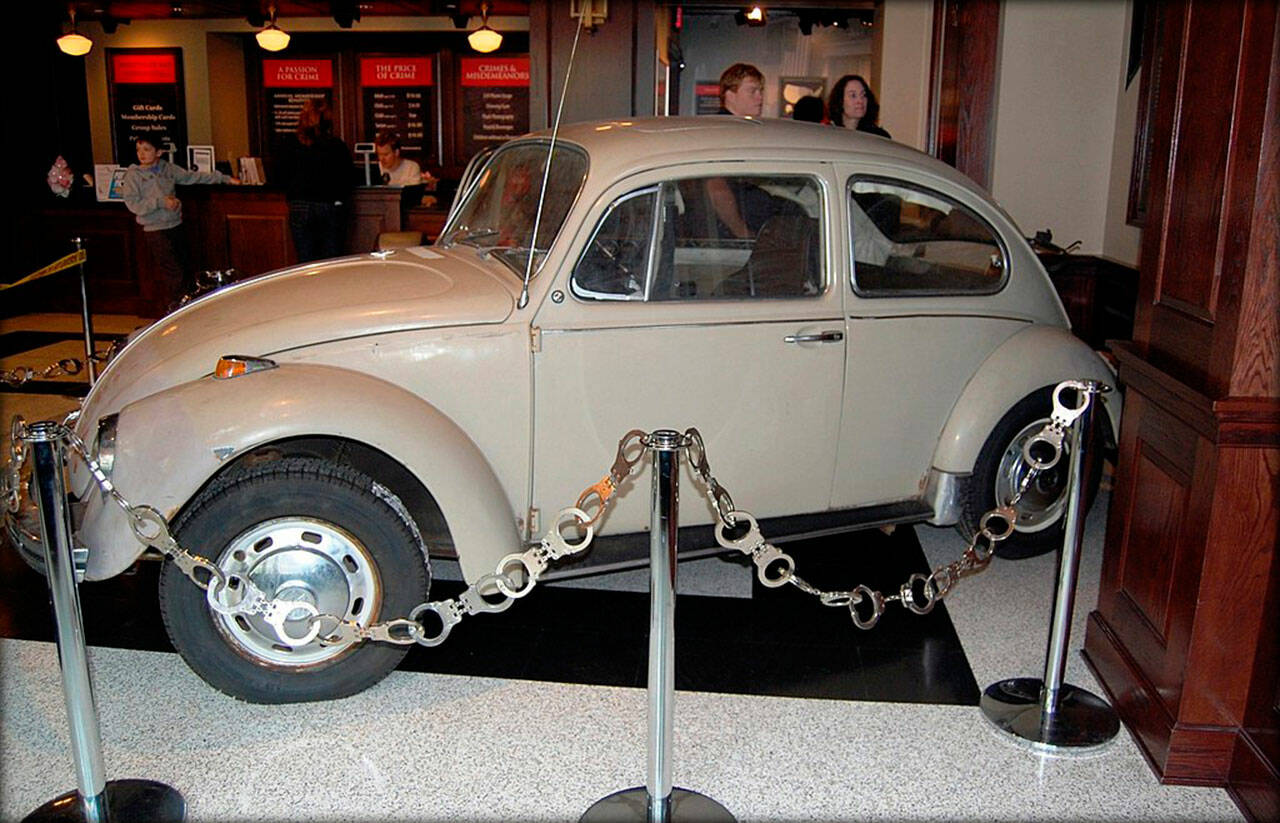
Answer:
[81,247,517,421]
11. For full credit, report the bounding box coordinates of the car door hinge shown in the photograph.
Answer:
[530,326,542,353]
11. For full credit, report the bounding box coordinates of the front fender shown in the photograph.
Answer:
[78,363,520,582]
[931,326,1121,474]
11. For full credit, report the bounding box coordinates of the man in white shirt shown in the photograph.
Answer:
[374,132,424,187]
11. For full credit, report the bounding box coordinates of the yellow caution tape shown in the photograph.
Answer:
[0,249,87,292]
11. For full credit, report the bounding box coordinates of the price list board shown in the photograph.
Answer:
[360,57,435,164]
[459,56,531,159]
[262,59,335,157]
[695,82,722,115]
[107,49,187,166]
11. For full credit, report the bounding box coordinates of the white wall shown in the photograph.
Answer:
[990,0,1131,258]
[878,0,934,150]
[1102,1,1143,264]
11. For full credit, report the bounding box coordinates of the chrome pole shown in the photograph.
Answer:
[1039,389,1095,717]
[22,421,187,822]
[645,430,681,823]
[71,238,97,385]
[580,430,733,823]
[979,382,1120,753]
[27,422,107,821]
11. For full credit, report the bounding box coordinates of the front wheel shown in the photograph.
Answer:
[158,457,430,703]
[959,387,1104,559]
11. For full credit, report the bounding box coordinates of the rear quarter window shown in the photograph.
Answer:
[849,177,1008,297]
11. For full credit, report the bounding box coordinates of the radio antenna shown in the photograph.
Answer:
[517,14,585,310]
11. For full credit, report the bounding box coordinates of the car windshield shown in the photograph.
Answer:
[440,141,589,277]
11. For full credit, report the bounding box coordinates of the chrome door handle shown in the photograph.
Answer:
[783,330,844,344]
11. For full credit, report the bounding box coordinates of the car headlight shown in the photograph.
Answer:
[94,414,118,477]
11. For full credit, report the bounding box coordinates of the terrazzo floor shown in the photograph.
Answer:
[0,314,1246,821]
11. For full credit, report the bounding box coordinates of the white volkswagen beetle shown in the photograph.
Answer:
[8,118,1118,703]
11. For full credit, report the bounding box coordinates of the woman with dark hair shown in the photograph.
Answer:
[828,74,890,138]
[278,98,354,262]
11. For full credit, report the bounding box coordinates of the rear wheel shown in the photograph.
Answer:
[158,457,429,703]
[960,387,1104,559]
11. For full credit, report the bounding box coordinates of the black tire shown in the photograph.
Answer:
[159,457,429,703]
[959,387,1104,560]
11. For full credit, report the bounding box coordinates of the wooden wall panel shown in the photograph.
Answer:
[225,215,293,276]
[1087,350,1279,787]
[1156,2,1242,315]
[1118,442,1186,646]
[1135,0,1276,400]
[10,207,155,318]
[928,0,1001,188]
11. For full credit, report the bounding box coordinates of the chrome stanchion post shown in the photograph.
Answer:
[581,430,733,823]
[646,429,679,821]
[71,238,96,385]
[980,382,1121,753]
[27,422,106,822]
[22,421,185,822]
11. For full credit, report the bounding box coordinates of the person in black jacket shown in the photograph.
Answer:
[278,99,354,262]
[828,74,891,139]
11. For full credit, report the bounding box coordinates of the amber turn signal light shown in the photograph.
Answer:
[214,355,277,380]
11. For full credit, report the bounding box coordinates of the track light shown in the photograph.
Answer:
[734,6,766,27]
[57,7,93,56]
[256,5,290,52]
[468,2,503,53]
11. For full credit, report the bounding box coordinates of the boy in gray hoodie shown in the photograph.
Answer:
[121,135,239,310]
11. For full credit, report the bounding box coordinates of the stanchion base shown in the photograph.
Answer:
[981,677,1120,754]
[24,779,185,822]
[581,787,735,822]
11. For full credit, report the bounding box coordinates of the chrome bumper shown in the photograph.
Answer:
[3,452,89,579]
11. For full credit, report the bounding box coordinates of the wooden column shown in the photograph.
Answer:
[1082,2,1279,819]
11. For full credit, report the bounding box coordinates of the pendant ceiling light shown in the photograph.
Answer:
[57,8,93,56]
[256,5,291,52]
[468,2,503,53]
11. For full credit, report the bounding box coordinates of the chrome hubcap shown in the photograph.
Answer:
[213,518,380,666]
[995,418,1070,533]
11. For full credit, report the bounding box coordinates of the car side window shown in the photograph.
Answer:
[571,175,824,302]
[849,178,1007,296]
[571,186,657,301]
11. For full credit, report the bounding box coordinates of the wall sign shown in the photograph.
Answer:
[107,48,187,166]
[459,56,530,159]
[695,82,721,115]
[262,58,335,157]
[359,56,435,164]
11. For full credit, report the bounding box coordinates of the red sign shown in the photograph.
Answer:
[112,53,177,84]
[695,83,719,97]
[263,59,334,88]
[360,57,433,87]
[461,57,531,87]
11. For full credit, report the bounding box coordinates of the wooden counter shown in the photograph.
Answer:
[14,187,451,318]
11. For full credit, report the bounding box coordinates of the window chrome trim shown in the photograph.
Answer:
[846,174,1011,299]
[569,184,661,302]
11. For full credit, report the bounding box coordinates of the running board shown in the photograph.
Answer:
[540,499,934,581]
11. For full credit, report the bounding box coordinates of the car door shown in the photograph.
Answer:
[830,164,1031,508]
[530,164,845,536]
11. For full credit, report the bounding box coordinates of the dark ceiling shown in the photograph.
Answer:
[48,2,531,25]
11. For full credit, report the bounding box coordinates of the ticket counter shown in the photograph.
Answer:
[19,187,449,318]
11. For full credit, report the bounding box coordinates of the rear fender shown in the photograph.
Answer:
[78,363,519,582]
[931,325,1121,475]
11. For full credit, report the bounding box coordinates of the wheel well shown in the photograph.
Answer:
[186,436,456,558]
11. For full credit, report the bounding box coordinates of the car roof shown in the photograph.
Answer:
[526,116,992,200]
